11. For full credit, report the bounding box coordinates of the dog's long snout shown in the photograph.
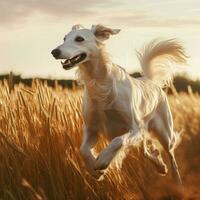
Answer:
[51,49,61,59]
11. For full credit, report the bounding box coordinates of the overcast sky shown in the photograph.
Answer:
[0,0,200,79]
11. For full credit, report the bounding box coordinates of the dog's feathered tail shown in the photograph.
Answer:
[136,39,187,87]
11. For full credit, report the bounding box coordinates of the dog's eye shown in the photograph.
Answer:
[75,36,84,42]
[63,38,66,41]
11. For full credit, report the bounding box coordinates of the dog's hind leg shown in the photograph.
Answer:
[80,126,103,179]
[149,98,182,185]
[143,135,168,175]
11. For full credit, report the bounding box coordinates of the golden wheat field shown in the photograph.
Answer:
[0,79,200,200]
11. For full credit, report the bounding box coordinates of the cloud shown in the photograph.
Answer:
[0,0,200,29]
[100,11,200,28]
[0,0,111,27]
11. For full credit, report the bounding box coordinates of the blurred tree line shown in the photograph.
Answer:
[0,72,199,93]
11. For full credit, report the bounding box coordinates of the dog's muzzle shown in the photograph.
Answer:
[61,53,87,70]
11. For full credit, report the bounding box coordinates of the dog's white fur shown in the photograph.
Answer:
[52,24,187,184]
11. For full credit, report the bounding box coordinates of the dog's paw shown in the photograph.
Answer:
[84,163,104,179]
[145,149,168,176]
[89,169,104,180]
[157,163,168,176]
[152,157,168,176]
[94,151,113,171]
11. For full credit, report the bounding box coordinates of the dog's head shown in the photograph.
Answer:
[51,24,120,70]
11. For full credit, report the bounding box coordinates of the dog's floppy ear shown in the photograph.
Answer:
[91,24,120,41]
[71,24,84,31]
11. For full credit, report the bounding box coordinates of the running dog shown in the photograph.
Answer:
[51,24,187,185]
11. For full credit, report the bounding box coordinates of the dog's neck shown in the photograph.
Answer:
[79,47,112,81]
[79,48,117,108]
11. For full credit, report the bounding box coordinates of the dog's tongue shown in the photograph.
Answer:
[65,59,71,64]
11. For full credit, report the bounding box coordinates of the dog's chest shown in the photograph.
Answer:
[104,109,130,138]
[91,108,131,139]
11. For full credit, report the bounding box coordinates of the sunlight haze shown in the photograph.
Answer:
[0,0,200,79]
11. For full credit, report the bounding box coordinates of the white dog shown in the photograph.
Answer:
[51,24,187,185]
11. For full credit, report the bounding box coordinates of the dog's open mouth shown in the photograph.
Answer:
[61,53,87,70]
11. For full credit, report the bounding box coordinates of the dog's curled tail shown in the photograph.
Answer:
[136,39,187,87]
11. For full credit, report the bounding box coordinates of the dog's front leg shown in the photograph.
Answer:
[95,129,140,171]
[80,126,103,179]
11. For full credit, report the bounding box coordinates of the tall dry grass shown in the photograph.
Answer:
[0,79,199,200]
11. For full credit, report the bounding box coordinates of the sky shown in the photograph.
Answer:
[0,0,200,79]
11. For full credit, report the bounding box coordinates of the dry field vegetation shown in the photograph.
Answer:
[0,79,200,200]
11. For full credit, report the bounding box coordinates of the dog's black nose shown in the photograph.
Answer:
[51,49,61,58]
